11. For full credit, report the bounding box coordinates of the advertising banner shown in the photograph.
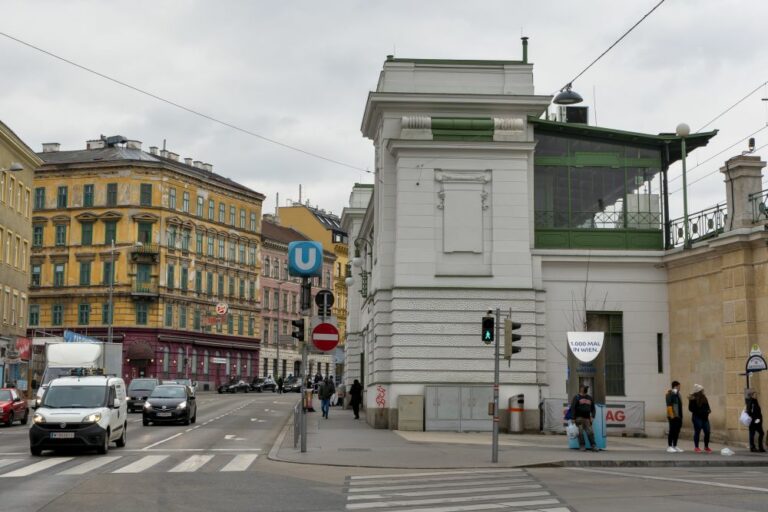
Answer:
[15,337,31,361]
[543,398,645,434]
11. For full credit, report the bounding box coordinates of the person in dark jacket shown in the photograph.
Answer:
[570,385,598,452]
[318,377,335,419]
[665,380,684,453]
[746,388,765,452]
[688,384,712,453]
[276,376,284,394]
[349,379,363,420]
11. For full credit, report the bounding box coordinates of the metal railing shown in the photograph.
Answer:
[750,189,768,223]
[130,243,160,254]
[132,278,159,295]
[535,210,662,230]
[669,203,727,248]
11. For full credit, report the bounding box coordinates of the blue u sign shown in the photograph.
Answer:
[288,241,323,277]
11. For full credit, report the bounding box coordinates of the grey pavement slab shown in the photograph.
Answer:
[271,400,768,469]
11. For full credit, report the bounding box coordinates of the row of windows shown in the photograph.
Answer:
[29,302,255,338]
[33,221,117,248]
[0,171,31,219]
[167,264,257,301]
[261,318,292,345]
[0,287,27,329]
[261,288,299,313]
[36,183,259,233]
[0,227,29,272]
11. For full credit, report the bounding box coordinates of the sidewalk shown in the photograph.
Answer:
[269,400,768,469]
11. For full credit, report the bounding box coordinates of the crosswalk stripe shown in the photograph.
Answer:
[112,455,168,474]
[347,477,532,493]
[393,500,564,512]
[220,454,258,472]
[350,469,523,480]
[1,457,73,478]
[0,459,22,470]
[58,456,122,475]
[168,455,214,473]
[348,473,529,486]
[345,491,552,510]
[348,483,543,500]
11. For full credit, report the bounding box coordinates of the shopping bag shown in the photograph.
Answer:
[739,409,752,427]
[566,421,579,440]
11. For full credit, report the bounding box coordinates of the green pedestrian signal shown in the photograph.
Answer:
[482,316,494,344]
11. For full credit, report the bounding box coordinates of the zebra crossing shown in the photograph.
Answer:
[345,468,572,512]
[0,453,259,478]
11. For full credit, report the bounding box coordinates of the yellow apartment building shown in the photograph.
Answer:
[29,136,264,389]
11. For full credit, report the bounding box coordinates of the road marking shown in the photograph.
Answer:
[347,478,532,493]
[220,454,259,472]
[168,454,214,473]
[142,432,183,450]
[380,502,564,512]
[225,434,235,439]
[349,469,524,480]
[348,483,543,500]
[58,456,122,475]
[113,455,168,473]
[1,457,73,478]
[345,491,552,510]
[570,467,768,493]
[123,448,262,452]
[0,459,22,470]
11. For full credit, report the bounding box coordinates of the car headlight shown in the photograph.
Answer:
[33,413,46,424]
[144,401,153,410]
[177,401,187,410]
[83,413,102,423]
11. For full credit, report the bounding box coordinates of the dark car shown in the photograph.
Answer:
[127,378,159,413]
[218,380,250,394]
[282,377,302,393]
[142,385,197,426]
[0,388,28,426]
[251,377,277,393]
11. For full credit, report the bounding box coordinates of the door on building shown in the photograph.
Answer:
[293,360,301,377]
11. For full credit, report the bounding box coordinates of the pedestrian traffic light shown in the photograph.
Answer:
[291,319,305,341]
[482,315,494,344]
[504,319,522,359]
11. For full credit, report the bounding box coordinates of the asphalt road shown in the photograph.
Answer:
[3,395,768,512]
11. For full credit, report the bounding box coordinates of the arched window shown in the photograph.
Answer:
[236,354,242,378]
[177,347,184,374]
[162,346,170,373]
[190,349,197,375]
[203,350,209,375]
[264,258,270,277]
[225,352,231,377]
[247,355,252,379]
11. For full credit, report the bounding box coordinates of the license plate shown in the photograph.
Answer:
[157,412,172,417]
[50,432,75,439]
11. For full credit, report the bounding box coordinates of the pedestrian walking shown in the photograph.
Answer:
[665,380,684,453]
[745,388,765,452]
[277,376,284,394]
[318,377,335,419]
[336,382,346,407]
[349,379,363,420]
[570,385,598,452]
[688,384,712,453]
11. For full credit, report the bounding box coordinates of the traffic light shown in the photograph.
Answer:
[482,315,494,344]
[291,319,305,341]
[504,319,522,359]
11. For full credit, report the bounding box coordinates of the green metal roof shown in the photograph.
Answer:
[529,116,718,165]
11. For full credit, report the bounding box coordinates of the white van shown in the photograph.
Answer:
[30,375,128,456]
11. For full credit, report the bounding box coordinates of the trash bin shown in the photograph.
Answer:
[509,394,524,433]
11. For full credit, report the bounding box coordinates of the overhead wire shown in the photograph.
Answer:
[0,30,371,174]
[695,80,768,133]
[669,140,768,194]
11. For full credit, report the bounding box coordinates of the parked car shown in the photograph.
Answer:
[218,380,250,394]
[0,388,29,426]
[251,377,277,393]
[162,379,197,395]
[281,377,302,393]
[127,378,159,413]
[30,375,128,455]
[143,384,197,426]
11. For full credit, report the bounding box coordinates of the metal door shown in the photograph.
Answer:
[425,386,460,431]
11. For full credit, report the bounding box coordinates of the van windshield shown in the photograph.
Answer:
[128,379,157,392]
[42,385,107,408]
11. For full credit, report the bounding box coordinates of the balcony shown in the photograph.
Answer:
[130,243,160,263]
[669,203,727,248]
[131,278,159,299]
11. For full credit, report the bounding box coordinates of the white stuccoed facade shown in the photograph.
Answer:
[345,55,671,431]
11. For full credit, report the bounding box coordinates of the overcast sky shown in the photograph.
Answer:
[2,0,767,220]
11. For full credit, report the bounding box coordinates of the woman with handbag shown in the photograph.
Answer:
[746,388,765,452]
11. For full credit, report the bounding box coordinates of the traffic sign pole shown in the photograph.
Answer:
[492,307,500,463]
[300,277,310,454]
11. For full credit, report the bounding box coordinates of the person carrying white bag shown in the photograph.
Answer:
[745,388,765,452]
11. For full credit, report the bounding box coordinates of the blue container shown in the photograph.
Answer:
[568,404,607,450]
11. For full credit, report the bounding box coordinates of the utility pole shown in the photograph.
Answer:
[107,240,115,345]
[299,276,310,453]
[492,307,500,463]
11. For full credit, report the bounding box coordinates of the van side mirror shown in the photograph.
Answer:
[113,398,121,409]
[13,397,20,402]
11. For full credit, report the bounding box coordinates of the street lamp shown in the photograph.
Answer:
[107,240,116,344]
[350,238,373,297]
[676,122,691,248]
[553,83,583,105]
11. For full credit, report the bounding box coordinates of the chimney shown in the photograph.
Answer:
[721,154,767,230]
[202,163,213,172]
[168,152,179,161]
[126,140,142,150]
[193,160,203,169]
[86,139,105,150]
[521,36,529,64]
[149,146,159,155]
[184,157,193,166]
[42,143,60,153]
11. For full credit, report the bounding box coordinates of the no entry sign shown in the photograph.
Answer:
[312,322,339,352]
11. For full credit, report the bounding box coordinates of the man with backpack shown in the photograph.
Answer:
[570,385,598,452]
